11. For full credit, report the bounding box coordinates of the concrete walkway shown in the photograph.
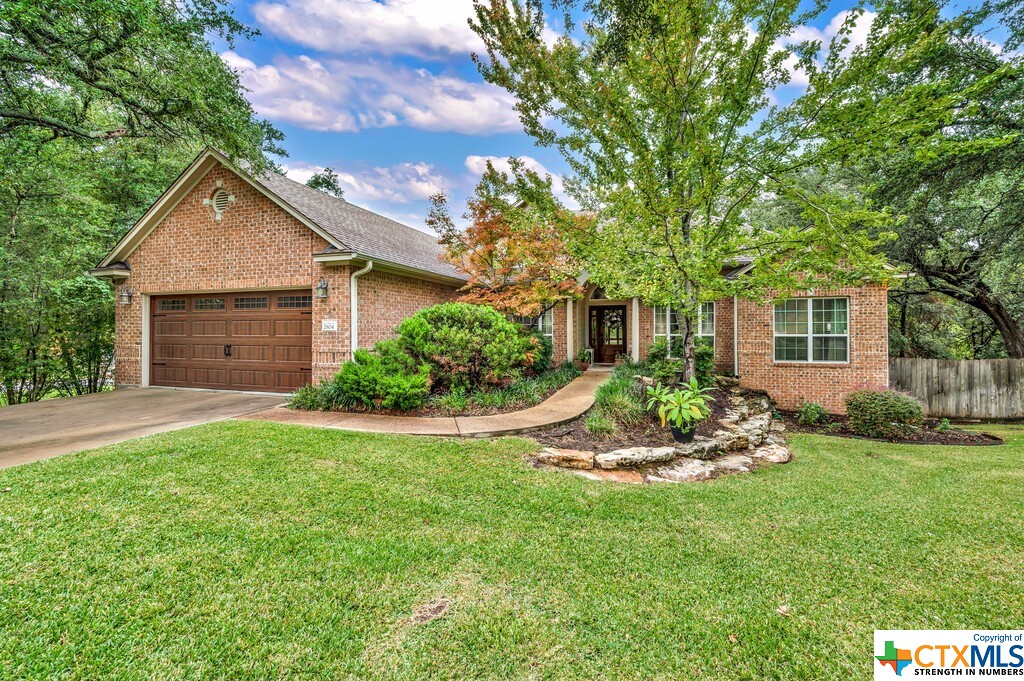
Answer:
[0,388,285,469]
[239,370,610,438]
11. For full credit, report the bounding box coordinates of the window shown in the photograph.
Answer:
[193,297,225,311]
[233,296,268,310]
[654,302,715,352]
[512,307,554,341]
[277,294,312,309]
[157,299,186,312]
[773,297,849,362]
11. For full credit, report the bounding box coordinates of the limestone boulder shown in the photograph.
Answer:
[538,448,595,470]
[674,436,721,461]
[713,429,751,452]
[713,454,753,473]
[648,458,717,483]
[595,446,677,469]
[750,444,791,464]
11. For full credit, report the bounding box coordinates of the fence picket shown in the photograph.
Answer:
[889,358,1024,419]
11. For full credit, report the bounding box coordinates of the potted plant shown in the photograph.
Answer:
[575,347,591,372]
[614,352,629,367]
[646,377,715,442]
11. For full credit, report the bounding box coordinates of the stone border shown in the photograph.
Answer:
[533,383,793,484]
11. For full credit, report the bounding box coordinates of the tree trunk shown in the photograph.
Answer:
[971,290,1024,358]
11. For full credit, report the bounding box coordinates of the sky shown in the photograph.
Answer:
[218,0,986,233]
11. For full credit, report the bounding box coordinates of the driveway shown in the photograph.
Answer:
[0,388,286,469]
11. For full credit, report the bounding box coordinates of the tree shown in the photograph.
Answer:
[306,168,346,199]
[470,0,891,376]
[0,0,283,171]
[427,160,587,316]
[798,0,1024,356]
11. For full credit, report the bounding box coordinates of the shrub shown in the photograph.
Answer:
[644,338,715,387]
[584,410,617,437]
[529,330,553,374]
[844,390,924,440]
[395,302,537,392]
[694,337,716,387]
[593,371,646,426]
[796,400,829,426]
[328,348,430,411]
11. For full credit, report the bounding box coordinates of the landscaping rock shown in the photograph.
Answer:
[750,444,791,464]
[648,458,717,483]
[714,428,751,452]
[713,454,753,473]
[717,375,740,388]
[538,447,594,470]
[739,412,772,446]
[575,468,645,484]
[674,436,721,461]
[595,446,677,469]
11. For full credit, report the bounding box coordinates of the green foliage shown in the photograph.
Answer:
[305,168,345,199]
[584,411,617,438]
[646,378,715,432]
[797,0,1024,357]
[443,362,581,414]
[50,277,115,397]
[593,373,646,427]
[694,338,716,388]
[530,330,554,374]
[937,418,953,433]
[471,0,893,379]
[844,390,924,440]
[335,349,431,411]
[576,346,591,364]
[395,302,539,392]
[796,401,829,426]
[0,0,283,169]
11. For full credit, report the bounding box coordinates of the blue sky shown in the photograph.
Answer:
[219,0,984,233]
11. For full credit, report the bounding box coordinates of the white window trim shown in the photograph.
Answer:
[772,296,850,364]
[514,307,554,342]
[653,302,716,354]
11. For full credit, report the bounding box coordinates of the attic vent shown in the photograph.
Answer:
[204,188,235,220]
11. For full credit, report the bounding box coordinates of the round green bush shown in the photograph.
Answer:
[844,389,924,440]
[395,302,539,392]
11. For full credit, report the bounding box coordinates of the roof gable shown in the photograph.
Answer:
[98,148,463,282]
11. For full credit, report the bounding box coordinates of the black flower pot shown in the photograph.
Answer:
[670,425,696,443]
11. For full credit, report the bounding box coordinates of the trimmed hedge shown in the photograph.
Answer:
[844,389,924,439]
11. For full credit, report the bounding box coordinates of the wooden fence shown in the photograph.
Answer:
[889,358,1024,419]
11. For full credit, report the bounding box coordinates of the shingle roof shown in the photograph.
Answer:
[251,169,464,281]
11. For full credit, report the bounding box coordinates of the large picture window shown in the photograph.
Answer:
[773,297,849,362]
[654,302,715,352]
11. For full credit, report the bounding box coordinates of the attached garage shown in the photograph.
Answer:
[89,147,465,392]
[150,291,312,393]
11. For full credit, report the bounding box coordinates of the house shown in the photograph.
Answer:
[91,148,889,412]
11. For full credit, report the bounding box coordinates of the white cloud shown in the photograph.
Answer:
[772,10,877,88]
[253,0,560,59]
[224,51,521,135]
[283,160,447,204]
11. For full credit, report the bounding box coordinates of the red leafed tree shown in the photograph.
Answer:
[426,159,588,317]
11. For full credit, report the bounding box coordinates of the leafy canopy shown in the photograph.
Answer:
[0,0,283,172]
[427,159,589,316]
[470,0,892,373]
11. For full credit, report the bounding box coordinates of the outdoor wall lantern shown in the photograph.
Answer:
[117,287,134,305]
[314,278,329,299]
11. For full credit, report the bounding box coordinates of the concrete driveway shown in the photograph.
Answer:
[0,388,286,469]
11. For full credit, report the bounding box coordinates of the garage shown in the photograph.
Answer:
[150,291,312,393]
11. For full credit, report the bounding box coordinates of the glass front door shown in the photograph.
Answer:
[589,306,627,363]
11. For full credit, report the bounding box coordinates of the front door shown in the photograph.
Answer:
[589,306,627,363]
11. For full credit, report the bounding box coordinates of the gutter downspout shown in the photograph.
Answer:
[733,295,739,377]
[350,260,374,357]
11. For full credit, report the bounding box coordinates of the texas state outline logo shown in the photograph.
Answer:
[874,630,1024,679]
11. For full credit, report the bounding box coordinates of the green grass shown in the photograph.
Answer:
[1,423,1022,679]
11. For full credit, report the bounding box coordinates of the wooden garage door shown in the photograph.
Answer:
[151,291,313,393]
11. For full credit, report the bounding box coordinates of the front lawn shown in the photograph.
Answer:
[1,423,1021,678]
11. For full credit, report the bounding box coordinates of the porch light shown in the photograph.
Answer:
[314,278,329,299]
[117,287,134,305]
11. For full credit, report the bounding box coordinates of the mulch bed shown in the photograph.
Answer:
[530,385,733,452]
[779,412,1004,446]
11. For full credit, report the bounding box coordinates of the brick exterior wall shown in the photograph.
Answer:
[114,164,330,386]
[713,297,735,374]
[111,161,461,386]
[356,269,459,349]
[736,284,889,413]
